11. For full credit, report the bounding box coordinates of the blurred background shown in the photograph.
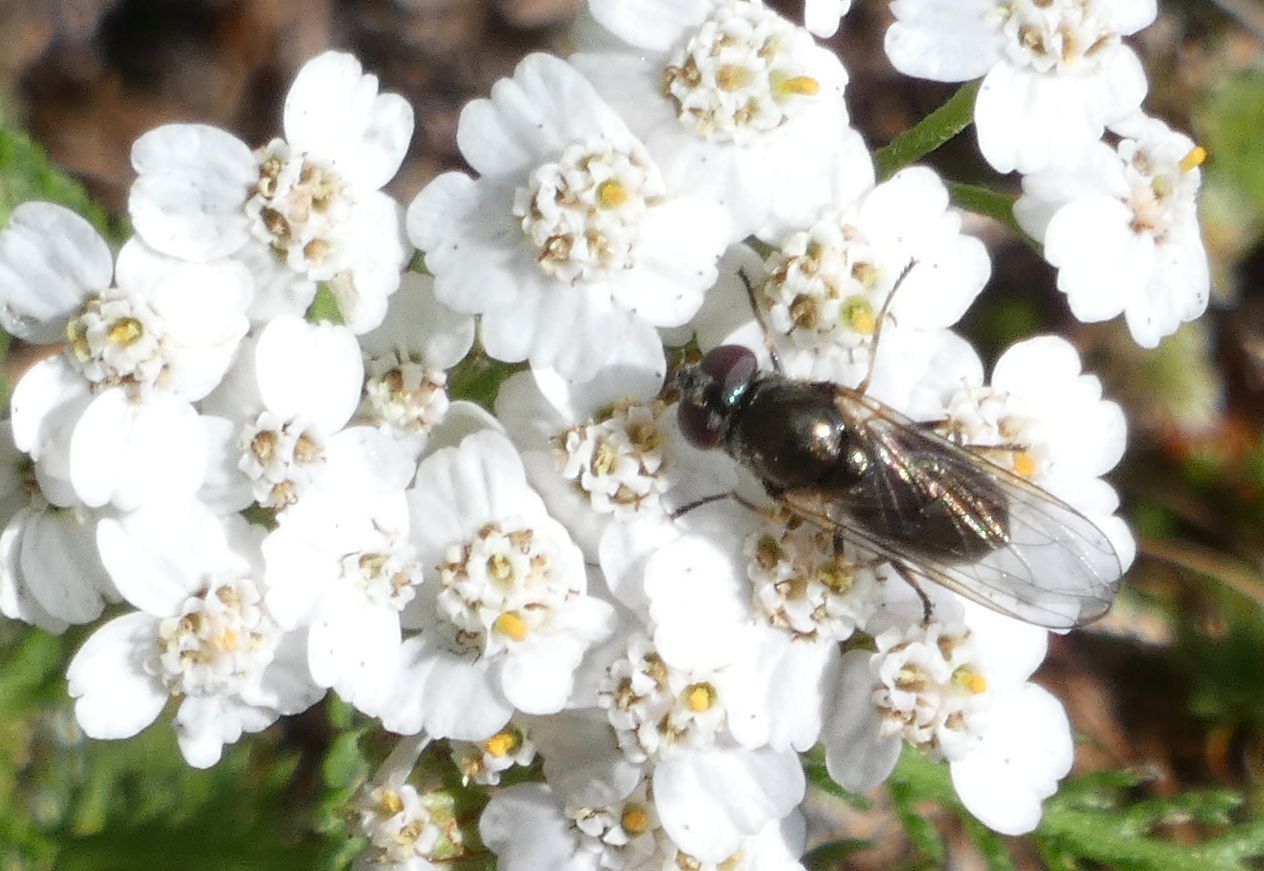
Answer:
[0,0,1262,868]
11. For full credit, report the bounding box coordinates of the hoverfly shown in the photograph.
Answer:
[673,275,1123,631]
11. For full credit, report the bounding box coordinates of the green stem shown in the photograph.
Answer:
[874,81,981,179]
[946,181,1032,243]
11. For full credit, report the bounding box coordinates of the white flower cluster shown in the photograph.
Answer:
[0,0,1204,867]
[886,0,1209,346]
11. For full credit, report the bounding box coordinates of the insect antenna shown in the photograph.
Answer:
[737,268,786,373]
[856,258,919,395]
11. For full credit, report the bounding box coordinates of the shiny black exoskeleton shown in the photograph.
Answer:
[676,344,1007,563]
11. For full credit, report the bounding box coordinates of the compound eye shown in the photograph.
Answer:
[677,345,759,450]
[700,345,758,407]
[678,398,724,449]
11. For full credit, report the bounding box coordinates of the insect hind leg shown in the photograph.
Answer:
[889,561,935,626]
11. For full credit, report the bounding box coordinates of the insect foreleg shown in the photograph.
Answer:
[856,258,918,396]
[737,268,786,374]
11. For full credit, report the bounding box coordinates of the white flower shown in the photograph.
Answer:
[381,430,615,740]
[480,781,808,871]
[885,0,1155,173]
[574,0,873,242]
[407,53,729,380]
[357,273,476,456]
[128,51,413,332]
[493,330,736,558]
[202,316,415,527]
[916,332,1136,570]
[1,205,252,511]
[804,0,852,38]
[823,596,1071,834]
[450,721,538,786]
[1014,113,1209,347]
[263,491,420,716]
[352,782,463,871]
[66,504,323,767]
[0,420,117,631]
[695,168,990,408]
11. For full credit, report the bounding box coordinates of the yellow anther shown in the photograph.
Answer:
[775,75,820,97]
[294,433,322,463]
[217,630,240,652]
[251,430,277,463]
[379,788,404,816]
[107,316,144,347]
[952,666,988,694]
[1011,450,1038,478]
[684,683,715,712]
[841,295,877,335]
[596,179,629,209]
[715,64,753,92]
[1179,145,1207,173]
[484,728,520,758]
[487,552,514,583]
[494,612,529,642]
[621,805,651,834]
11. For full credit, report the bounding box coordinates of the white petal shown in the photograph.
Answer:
[284,51,413,190]
[10,356,91,459]
[67,612,168,739]
[129,124,257,260]
[359,272,476,369]
[588,0,711,50]
[21,508,111,623]
[884,0,1002,81]
[479,784,595,871]
[950,683,1072,835]
[529,709,643,807]
[69,392,206,510]
[380,635,515,740]
[0,513,70,633]
[242,628,325,715]
[1044,197,1152,324]
[656,747,805,863]
[175,695,275,768]
[0,202,112,341]
[255,316,363,432]
[823,650,902,790]
[457,53,639,178]
[308,596,401,716]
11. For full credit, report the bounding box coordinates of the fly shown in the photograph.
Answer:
[673,273,1124,630]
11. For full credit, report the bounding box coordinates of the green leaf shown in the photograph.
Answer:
[803,838,869,869]
[306,284,345,325]
[0,122,110,235]
[1198,72,1264,217]
[875,81,980,180]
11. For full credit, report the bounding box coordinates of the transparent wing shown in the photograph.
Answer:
[779,390,1123,630]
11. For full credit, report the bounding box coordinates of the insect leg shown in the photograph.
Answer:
[856,258,918,395]
[890,561,935,625]
[671,490,766,521]
[737,268,785,374]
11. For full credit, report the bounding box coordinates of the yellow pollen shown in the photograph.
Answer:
[217,630,240,652]
[107,317,144,347]
[303,238,331,263]
[596,179,629,209]
[714,64,753,91]
[484,729,519,758]
[379,788,404,816]
[841,295,876,335]
[775,75,820,97]
[494,612,529,642]
[684,683,714,712]
[621,805,651,835]
[1011,450,1038,478]
[1179,145,1207,173]
[953,666,988,694]
[487,552,514,583]
[591,440,619,476]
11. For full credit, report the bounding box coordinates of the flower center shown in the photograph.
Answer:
[246,139,351,280]
[598,634,725,763]
[435,523,574,657]
[760,218,893,363]
[991,0,1121,74]
[362,351,451,433]
[662,0,820,144]
[238,413,327,509]
[938,386,1050,481]
[151,578,278,698]
[343,544,423,612]
[354,784,464,865]
[870,622,991,762]
[512,139,663,283]
[555,399,672,518]
[64,291,167,396]
[747,510,878,641]
[1120,139,1205,244]
[450,725,536,786]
